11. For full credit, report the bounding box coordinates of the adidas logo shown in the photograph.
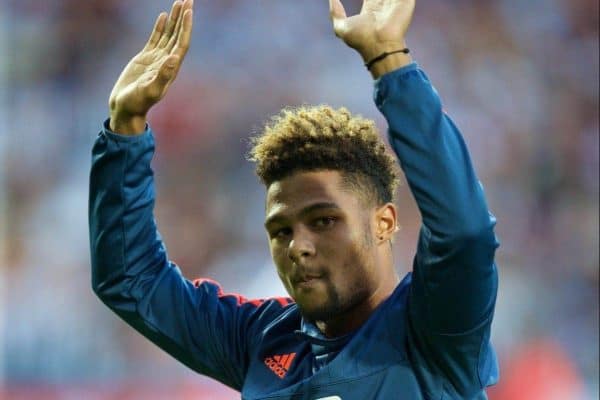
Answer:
[264,352,296,379]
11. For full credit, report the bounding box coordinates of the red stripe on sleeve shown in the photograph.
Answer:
[192,278,293,308]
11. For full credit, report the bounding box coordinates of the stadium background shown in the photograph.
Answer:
[0,0,597,399]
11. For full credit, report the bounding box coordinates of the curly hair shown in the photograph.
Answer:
[248,105,400,206]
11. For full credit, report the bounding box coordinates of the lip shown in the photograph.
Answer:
[293,275,323,289]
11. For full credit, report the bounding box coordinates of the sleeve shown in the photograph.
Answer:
[88,120,292,390]
[374,64,499,397]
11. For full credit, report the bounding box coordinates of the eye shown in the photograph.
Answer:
[313,216,337,229]
[271,227,292,239]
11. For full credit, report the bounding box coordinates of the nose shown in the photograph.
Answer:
[287,229,316,263]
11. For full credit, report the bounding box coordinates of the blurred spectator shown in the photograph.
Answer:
[488,339,584,400]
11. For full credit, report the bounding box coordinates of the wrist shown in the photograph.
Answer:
[360,41,413,79]
[109,113,147,135]
[368,52,413,79]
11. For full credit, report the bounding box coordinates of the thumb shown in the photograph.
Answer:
[329,0,347,21]
[146,55,180,100]
[329,0,348,37]
[157,55,180,82]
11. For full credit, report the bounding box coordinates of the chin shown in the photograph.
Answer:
[297,299,342,322]
[300,286,371,323]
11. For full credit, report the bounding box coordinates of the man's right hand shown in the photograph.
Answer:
[109,0,193,135]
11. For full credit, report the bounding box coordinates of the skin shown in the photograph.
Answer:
[109,0,415,135]
[265,171,399,337]
[329,0,415,78]
[108,0,418,336]
[109,0,194,134]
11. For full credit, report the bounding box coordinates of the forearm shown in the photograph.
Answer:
[89,120,164,305]
[89,121,219,376]
[375,64,492,238]
[88,122,255,387]
[375,64,499,335]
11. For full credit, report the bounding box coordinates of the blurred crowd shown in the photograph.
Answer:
[1,0,598,399]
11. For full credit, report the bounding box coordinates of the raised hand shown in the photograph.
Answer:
[109,0,194,134]
[329,0,414,78]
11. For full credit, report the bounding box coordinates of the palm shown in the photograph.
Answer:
[111,50,172,114]
[109,0,193,118]
[330,0,415,59]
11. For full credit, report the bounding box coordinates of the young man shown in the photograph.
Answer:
[89,0,500,398]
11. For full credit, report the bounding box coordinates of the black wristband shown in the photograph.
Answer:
[364,48,410,70]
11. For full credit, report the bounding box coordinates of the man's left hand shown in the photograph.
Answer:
[329,0,415,78]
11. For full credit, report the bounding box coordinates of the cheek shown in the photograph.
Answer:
[329,230,375,282]
[332,223,370,258]
[269,240,284,261]
[270,245,291,277]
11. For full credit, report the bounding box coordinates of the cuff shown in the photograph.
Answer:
[373,62,420,108]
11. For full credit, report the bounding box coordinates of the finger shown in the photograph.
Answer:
[390,0,415,25]
[165,11,184,51]
[329,0,347,21]
[166,0,192,51]
[158,1,183,48]
[171,9,193,57]
[144,12,168,50]
[329,0,348,37]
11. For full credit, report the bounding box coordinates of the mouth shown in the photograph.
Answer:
[293,274,323,289]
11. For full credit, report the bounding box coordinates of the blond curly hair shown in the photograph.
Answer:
[248,105,400,205]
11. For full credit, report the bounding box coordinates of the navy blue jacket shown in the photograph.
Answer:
[89,63,499,399]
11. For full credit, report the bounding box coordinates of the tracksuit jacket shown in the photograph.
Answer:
[89,63,500,399]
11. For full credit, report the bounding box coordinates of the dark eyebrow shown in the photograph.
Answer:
[264,202,341,229]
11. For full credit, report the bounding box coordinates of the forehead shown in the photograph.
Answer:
[265,170,357,218]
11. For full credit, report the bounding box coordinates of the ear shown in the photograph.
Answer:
[374,202,397,243]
